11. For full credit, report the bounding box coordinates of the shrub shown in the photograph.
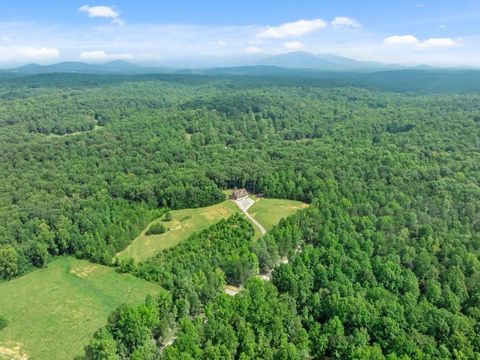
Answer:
[163,212,173,222]
[146,223,166,235]
[0,316,7,331]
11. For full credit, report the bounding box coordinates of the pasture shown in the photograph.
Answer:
[0,257,160,360]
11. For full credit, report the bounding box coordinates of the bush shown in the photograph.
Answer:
[163,212,173,222]
[116,257,136,273]
[146,223,166,235]
[0,246,18,279]
[0,316,7,331]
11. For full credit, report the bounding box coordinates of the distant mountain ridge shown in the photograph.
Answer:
[4,52,412,75]
[258,52,403,71]
[8,60,162,75]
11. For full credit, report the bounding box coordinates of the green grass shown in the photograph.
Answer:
[116,200,240,262]
[248,197,308,231]
[0,257,160,360]
[117,195,308,263]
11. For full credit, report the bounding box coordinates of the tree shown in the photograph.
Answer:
[164,212,173,222]
[85,328,119,360]
[0,246,18,279]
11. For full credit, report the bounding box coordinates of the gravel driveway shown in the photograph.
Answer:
[233,197,267,235]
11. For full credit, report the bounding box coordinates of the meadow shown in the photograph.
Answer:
[0,257,160,360]
[116,196,308,262]
[116,200,240,262]
[248,197,309,231]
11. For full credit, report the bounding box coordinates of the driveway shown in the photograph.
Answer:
[233,197,267,235]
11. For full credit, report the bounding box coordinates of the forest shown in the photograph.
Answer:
[0,72,480,358]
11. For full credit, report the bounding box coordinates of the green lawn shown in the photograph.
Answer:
[0,257,160,360]
[116,200,240,262]
[248,197,308,231]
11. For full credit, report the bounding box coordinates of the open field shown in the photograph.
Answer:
[116,200,240,262]
[0,257,160,360]
[248,197,309,231]
[117,195,308,263]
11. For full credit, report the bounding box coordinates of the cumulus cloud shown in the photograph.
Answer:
[284,41,305,50]
[258,19,328,38]
[79,5,124,25]
[0,46,60,64]
[384,34,462,50]
[384,35,420,46]
[331,17,361,28]
[80,50,132,61]
[18,47,60,60]
[245,46,263,54]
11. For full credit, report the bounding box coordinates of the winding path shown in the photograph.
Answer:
[233,197,267,235]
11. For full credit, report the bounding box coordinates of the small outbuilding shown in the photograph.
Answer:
[230,188,248,200]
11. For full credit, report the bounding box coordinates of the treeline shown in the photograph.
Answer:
[84,214,309,359]
[85,200,480,358]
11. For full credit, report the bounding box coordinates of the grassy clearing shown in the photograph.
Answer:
[116,200,240,262]
[117,194,308,263]
[0,257,160,360]
[248,197,308,231]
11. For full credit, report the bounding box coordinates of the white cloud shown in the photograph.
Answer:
[79,5,123,25]
[331,17,361,28]
[417,38,463,50]
[258,19,328,38]
[0,20,475,67]
[17,47,60,60]
[80,50,108,60]
[384,34,462,50]
[284,41,305,50]
[245,46,263,54]
[80,50,132,61]
[384,35,420,46]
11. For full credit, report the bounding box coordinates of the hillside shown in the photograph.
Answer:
[117,196,308,262]
[0,257,160,360]
[116,201,239,262]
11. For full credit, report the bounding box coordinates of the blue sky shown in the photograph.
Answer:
[0,0,479,67]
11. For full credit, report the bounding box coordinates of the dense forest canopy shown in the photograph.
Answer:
[1,72,480,358]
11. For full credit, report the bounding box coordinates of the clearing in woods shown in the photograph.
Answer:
[117,194,308,263]
[116,200,240,262]
[0,257,160,360]
[248,196,309,231]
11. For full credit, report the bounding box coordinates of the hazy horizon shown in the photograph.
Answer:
[1,1,480,68]
[3,51,479,71]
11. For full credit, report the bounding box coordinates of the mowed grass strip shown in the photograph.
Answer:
[116,200,240,262]
[248,197,308,231]
[0,257,160,360]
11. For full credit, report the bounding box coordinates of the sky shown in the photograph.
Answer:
[0,0,479,67]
